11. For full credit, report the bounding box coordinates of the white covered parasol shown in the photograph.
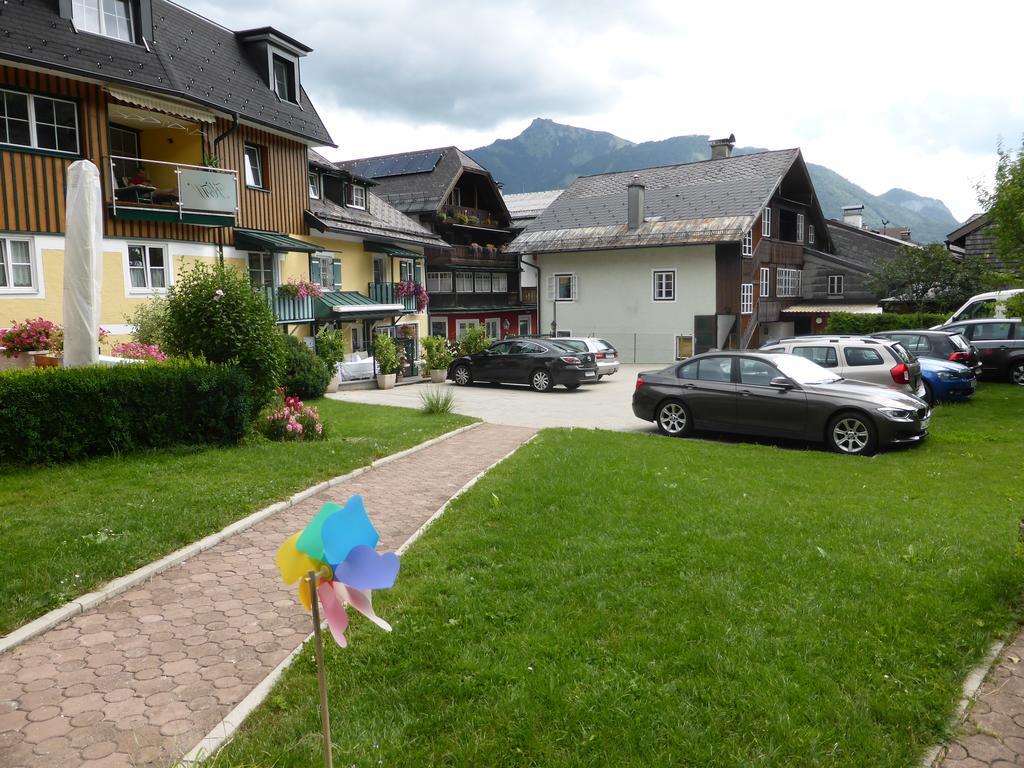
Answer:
[62,160,104,367]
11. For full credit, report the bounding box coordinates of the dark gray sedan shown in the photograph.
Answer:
[632,351,931,456]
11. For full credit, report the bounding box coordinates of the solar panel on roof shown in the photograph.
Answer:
[354,150,443,179]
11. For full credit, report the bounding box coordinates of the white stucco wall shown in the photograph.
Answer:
[536,245,717,363]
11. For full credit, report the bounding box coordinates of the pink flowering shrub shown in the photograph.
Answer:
[0,318,58,357]
[395,280,429,311]
[111,341,168,362]
[277,278,323,300]
[261,388,326,442]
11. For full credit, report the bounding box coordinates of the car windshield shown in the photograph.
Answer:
[558,340,588,352]
[771,354,843,384]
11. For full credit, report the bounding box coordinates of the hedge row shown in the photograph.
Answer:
[825,311,948,335]
[0,359,250,465]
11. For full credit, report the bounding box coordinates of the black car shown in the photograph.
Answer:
[448,338,599,392]
[936,319,1024,385]
[870,329,982,376]
[632,351,930,456]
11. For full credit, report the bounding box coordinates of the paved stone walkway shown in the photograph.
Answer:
[0,424,535,767]
[939,632,1024,767]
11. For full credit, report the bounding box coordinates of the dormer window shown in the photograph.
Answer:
[272,53,298,103]
[347,183,366,210]
[72,0,136,43]
[308,172,320,199]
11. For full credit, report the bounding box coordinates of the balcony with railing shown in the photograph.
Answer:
[438,205,505,230]
[107,156,238,226]
[262,286,315,324]
[429,291,529,310]
[426,243,518,269]
[368,282,418,312]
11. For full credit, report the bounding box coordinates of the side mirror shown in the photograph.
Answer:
[770,376,794,390]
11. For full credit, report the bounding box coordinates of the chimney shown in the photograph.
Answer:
[627,175,645,230]
[709,133,736,160]
[842,204,865,229]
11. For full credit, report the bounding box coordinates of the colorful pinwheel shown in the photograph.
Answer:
[275,495,400,647]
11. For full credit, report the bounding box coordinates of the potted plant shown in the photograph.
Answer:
[422,335,453,383]
[373,333,399,389]
[315,325,347,392]
[1,317,58,370]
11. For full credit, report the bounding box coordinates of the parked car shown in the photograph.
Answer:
[916,357,977,403]
[552,337,620,378]
[760,335,925,399]
[870,329,982,376]
[632,351,930,456]
[937,288,1023,326]
[448,337,598,392]
[935,318,1024,384]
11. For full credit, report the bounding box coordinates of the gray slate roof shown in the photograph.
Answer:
[0,0,332,145]
[508,149,800,254]
[337,147,492,216]
[503,189,565,222]
[824,220,909,272]
[307,191,446,249]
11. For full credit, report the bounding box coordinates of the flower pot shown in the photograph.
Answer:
[33,353,62,368]
[0,353,35,371]
[326,373,342,393]
[376,373,397,389]
[429,368,447,383]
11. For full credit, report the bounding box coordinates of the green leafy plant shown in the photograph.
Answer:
[458,326,491,356]
[163,262,284,410]
[1005,292,1024,318]
[314,326,347,373]
[124,297,169,347]
[977,139,1024,278]
[281,334,331,400]
[421,335,454,370]
[0,360,250,464]
[419,385,455,415]
[455,212,470,225]
[825,312,948,334]
[373,333,399,375]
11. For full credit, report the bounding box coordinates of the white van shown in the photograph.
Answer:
[936,289,1024,327]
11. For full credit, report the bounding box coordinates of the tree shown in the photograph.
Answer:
[978,138,1024,278]
[869,244,996,313]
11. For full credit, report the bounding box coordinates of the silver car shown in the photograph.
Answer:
[554,337,620,379]
[760,335,926,399]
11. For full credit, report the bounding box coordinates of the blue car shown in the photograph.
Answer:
[919,356,976,403]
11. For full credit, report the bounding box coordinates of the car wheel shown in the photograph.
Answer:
[1010,361,1024,386]
[564,383,580,390]
[922,382,934,405]
[656,400,692,437]
[530,369,552,392]
[452,365,472,386]
[826,411,878,456]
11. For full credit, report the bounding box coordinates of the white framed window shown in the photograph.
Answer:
[310,252,339,289]
[776,268,802,298]
[72,0,135,43]
[349,184,367,209]
[455,272,474,293]
[808,225,816,246]
[518,314,531,336]
[485,318,500,339]
[456,319,479,337]
[247,251,275,288]
[828,274,845,296]
[0,236,36,292]
[548,273,576,302]
[272,53,298,103]
[741,229,753,257]
[761,207,772,238]
[0,90,79,154]
[426,271,452,293]
[243,145,264,189]
[741,283,753,314]
[796,213,805,243]
[759,267,770,298]
[308,172,320,199]
[127,243,169,292]
[652,269,675,301]
[491,272,508,292]
[474,272,491,293]
[430,318,447,337]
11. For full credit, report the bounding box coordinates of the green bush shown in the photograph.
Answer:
[281,334,330,399]
[457,326,491,356]
[0,360,250,464]
[314,326,347,373]
[421,335,454,370]
[124,297,169,347]
[373,334,399,374]
[163,263,283,410]
[825,312,948,335]
[419,385,456,415]
[1005,292,1024,318]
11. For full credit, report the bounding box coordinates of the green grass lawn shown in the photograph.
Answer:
[209,386,1024,768]
[0,401,473,635]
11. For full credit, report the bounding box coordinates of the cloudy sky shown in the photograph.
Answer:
[192,0,1024,222]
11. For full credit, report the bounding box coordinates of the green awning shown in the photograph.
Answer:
[364,242,423,259]
[313,291,405,321]
[235,228,317,253]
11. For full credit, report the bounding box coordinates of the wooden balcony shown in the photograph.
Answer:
[368,282,417,312]
[426,244,518,269]
[439,205,505,230]
[758,239,805,265]
[429,291,525,310]
[521,286,538,305]
[262,286,314,324]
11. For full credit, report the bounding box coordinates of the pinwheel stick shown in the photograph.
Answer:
[308,571,334,768]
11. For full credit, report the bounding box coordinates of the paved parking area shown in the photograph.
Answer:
[328,364,657,432]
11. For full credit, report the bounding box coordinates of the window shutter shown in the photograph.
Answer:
[571,274,578,300]
[546,275,555,301]
[309,254,321,285]
[332,259,342,288]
